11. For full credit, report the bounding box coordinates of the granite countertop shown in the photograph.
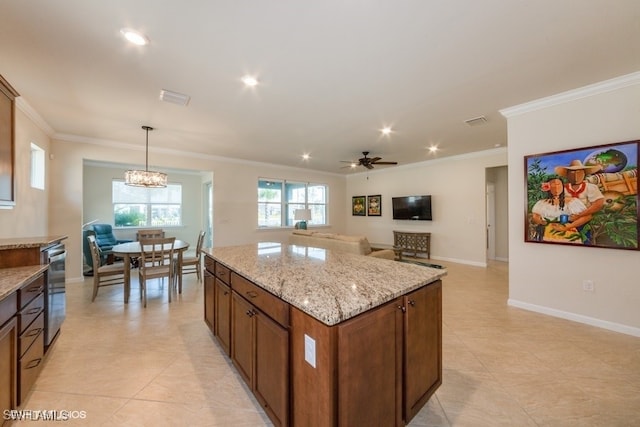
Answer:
[204,242,447,326]
[0,265,48,301]
[0,235,68,250]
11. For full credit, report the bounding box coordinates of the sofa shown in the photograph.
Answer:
[289,230,396,260]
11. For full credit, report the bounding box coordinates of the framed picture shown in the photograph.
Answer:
[352,196,366,216]
[524,140,639,250]
[367,195,381,216]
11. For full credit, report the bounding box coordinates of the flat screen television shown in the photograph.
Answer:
[392,195,432,220]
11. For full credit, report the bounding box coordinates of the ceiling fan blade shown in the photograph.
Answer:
[364,163,374,170]
[371,161,398,165]
[369,157,382,163]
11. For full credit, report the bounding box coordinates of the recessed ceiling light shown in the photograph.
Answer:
[120,28,149,46]
[302,154,310,160]
[242,75,259,87]
[381,126,392,136]
[428,145,438,153]
[350,163,357,168]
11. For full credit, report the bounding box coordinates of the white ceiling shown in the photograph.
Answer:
[1,1,639,174]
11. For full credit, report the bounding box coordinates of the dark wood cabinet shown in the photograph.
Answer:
[403,281,442,422]
[230,273,289,427]
[337,299,403,427]
[17,274,45,405]
[214,278,231,356]
[0,300,18,426]
[203,270,214,332]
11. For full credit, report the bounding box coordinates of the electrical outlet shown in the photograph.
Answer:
[582,280,595,292]
[304,334,316,368]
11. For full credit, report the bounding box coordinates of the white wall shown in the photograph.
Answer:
[504,72,640,336]
[0,107,49,237]
[345,149,508,266]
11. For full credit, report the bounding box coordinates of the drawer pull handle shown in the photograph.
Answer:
[246,291,258,299]
[27,287,42,293]
[25,328,42,338]
[25,307,42,315]
[25,358,42,370]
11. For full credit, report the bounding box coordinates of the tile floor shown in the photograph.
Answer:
[10,260,640,426]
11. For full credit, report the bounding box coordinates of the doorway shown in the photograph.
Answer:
[485,166,508,262]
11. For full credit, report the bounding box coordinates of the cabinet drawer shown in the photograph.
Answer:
[19,311,44,358]
[215,262,231,284]
[18,330,44,405]
[231,272,289,327]
[204,256,215,274]
[18,293,44,334]
[0,291,17,326]
[18,274,45,309]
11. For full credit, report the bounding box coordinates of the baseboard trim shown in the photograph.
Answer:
[507,299,640,337]
[431,256,487,268]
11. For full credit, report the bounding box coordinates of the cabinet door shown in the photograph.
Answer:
[404,281,442,422]
[0,317,17,418]
[214,278,231,356]
[203,271,214,332]
[231,292,254,386]
[255,312,289,427]
[338,299,403,427]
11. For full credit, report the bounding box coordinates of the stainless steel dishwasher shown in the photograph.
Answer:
[42,242,66,349]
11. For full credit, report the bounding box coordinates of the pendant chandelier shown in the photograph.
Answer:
[124,125,167,188]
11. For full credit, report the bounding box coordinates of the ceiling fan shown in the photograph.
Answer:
[341,151,398,170]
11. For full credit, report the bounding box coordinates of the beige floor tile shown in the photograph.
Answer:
[11,260,640,427]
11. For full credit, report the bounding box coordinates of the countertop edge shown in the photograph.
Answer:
[0,265,49,301]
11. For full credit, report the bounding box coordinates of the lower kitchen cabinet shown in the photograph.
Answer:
[203,270,214,332]
[404,281,442,421]
[0,316,18,426]
[214,278,231,356]
[230,276,289,427]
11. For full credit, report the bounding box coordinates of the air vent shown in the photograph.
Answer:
[160,89,190,106]
[464,116,488,126]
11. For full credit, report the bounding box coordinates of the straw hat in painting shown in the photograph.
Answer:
[555,159,602,177]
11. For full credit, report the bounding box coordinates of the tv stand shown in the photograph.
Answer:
[393,231,431,259]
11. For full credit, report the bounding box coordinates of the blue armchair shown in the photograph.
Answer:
[83,224,131,275]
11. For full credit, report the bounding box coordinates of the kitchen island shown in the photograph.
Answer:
[203,242,446,427]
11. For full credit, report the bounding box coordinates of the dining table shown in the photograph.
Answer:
[112,239,190,303]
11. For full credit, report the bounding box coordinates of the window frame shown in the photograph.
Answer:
[112,179,183,228]
[258,178,328,228]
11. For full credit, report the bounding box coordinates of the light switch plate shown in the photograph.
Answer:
[304,334,316,368]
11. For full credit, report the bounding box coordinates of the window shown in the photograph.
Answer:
[258,179,328,227]
[112,180,182,227]
[30,143,45,190]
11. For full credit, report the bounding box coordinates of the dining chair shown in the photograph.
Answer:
[179,230,206,283]
[136,229,165,240]
[87,235,127,302]
[138,237,176,307]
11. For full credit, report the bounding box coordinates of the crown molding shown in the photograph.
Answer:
[15,97,55,136]
[500,71,640,118]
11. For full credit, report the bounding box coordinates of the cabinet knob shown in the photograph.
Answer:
[397,305,406,313]
[408,300,416,307]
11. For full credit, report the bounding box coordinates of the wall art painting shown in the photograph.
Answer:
[367,195,381,216]
[525,140,639,250]
[352,196,366,216]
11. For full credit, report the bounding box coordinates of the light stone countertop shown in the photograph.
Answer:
[0,235,67,250]
[0,265,48,301]
[204,242,447,326]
